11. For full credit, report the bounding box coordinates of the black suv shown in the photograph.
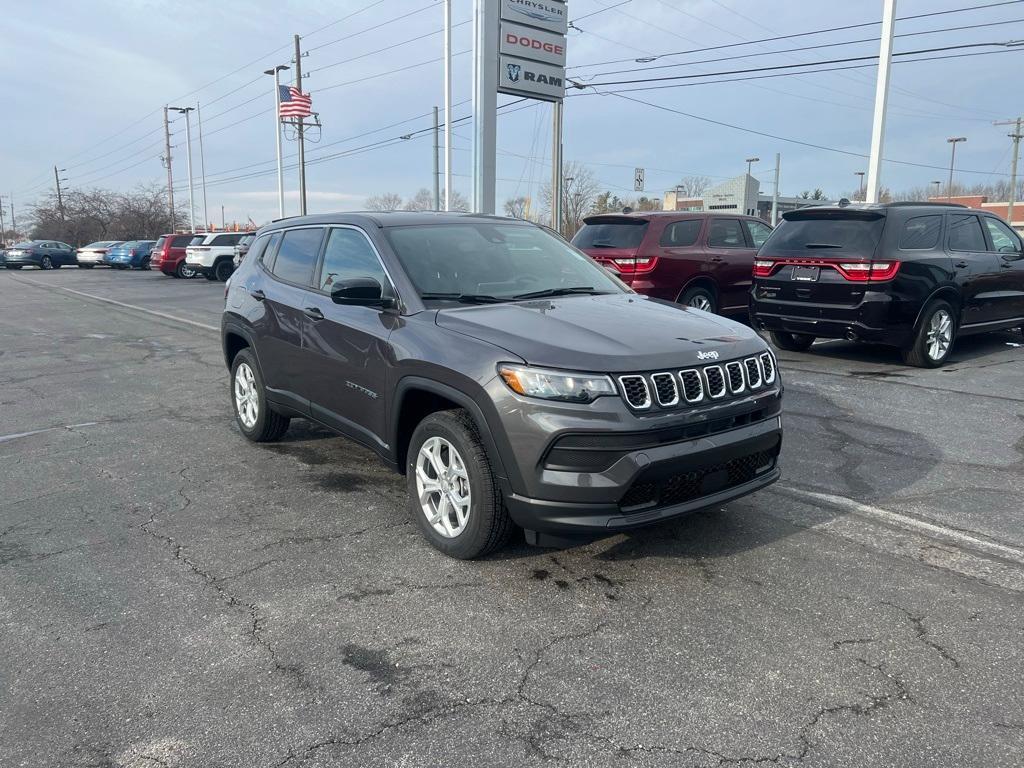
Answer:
[750,202,1024,366]
[222,213,783,558]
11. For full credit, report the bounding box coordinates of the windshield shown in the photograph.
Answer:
[84,241,114,249]
[385,223,625,302]
[764,212,884,255]
[153,237,166,250]
[13,242,35,248]
[572,220,648,249]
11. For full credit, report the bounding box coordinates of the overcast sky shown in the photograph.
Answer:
[4,0,1022,226]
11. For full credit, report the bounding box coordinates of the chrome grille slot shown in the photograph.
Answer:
[725,361,745,394]
[703,365,727,399]
[678,370,704,403]
[744,357,762,389]
[651,373,679,407]
[759,352,776,384]
[618,375,652,410]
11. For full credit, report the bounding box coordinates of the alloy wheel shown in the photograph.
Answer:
[41,256,52,270]
[233,362,259,429]
[688,294,712,312]
[415,436,471,538]
[926,309,953,361]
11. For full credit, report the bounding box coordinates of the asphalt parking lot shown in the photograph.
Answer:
[1,267,1023,768]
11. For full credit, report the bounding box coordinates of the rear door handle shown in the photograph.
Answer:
[710,256,724,262]
[249,289,265,301]
[954,261,969,269]
[303,307,325,321]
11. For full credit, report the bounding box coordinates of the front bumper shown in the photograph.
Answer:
[489,372,783,534]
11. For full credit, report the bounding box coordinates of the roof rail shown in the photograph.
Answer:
[885,201,967,208]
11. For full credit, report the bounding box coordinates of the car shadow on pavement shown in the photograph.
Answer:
[787,329,1023,369]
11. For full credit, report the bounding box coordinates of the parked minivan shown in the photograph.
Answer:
[749,202,1024,367]
[572,212,773,316]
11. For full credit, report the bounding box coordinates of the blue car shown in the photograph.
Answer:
[104,240,157,270]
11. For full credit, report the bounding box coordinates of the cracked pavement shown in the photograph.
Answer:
[1,269,1023,767]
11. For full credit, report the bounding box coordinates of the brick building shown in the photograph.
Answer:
[928,195,1023,234]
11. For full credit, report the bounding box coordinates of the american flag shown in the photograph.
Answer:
[279,85,313,119]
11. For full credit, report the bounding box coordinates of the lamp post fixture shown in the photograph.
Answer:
[745,157,759,176]
[854,171,865,202]
[946,137,967,202]
[930,180,942,199]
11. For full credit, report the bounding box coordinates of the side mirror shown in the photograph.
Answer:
[330,276,393,307]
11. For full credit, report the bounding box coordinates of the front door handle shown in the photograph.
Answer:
[249,289,265,301]
[710,256,724,263]
[303,307,325,321]
[954,261,969,269]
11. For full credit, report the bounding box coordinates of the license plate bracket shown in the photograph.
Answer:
[791,265,820,282]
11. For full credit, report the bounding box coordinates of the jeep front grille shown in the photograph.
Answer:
[651,373,679,407]
[616,354,777,411]
[618,375,651,409]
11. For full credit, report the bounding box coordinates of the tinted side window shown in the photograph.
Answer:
[261,232,283,270]
[707,219,745,248]
[745,220,773,248]
[271,228,323,285]
[659,219,701,247]
[172,235,194,247]
[246,234,271,265]
[948,215,986,251]
[317,228,389,292]
[212,234,243,246]
[983,217,1021,252]
[899,215,942,250]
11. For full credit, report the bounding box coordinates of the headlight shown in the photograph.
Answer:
[498,364,616,403]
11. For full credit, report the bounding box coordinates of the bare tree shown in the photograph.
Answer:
[503,196,529,218]
[405,188,469,212]
[673,175,712,198]
[542,161,602,238]
[365,193,404,211]
[28,184,182,245]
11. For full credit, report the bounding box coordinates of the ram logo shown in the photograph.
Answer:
[696,350,720,360]
[506,63,522,82]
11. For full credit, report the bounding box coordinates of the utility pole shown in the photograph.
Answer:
[771,153,780,226]
[170,107,196,232]
[162,107,175,231]
[433,106,441,210]
[196,102,209,229]
[946,136,967,202]
[854,171,865,202]
[0,196,6,245]
[552,101,564,233]
[444,0,453,211]
[9,196,15,238]
[54,166,68,219]
[472,0,498,214]
[865,0,896,203]
[994,117,1022,225]
[221,205,226,230]
[265,64,290,219]
[294,34,307,216]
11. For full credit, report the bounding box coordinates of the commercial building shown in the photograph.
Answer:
[663,174,834,221]
[927,195,1023,234]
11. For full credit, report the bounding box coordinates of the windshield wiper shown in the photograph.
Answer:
[804,243,844,249]
[511,286,609,300]
[419,292,506,304]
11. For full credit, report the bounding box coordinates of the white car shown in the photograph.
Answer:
[76,240,123,267]
[184,231,253,282]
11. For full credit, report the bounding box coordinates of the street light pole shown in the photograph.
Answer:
[930,180,942,199]
[196,102,209,229]
[854,171,865,202]
[444,0,453,211]
[745,157,759,176]
[865,0,896,203]
[170,106,196,232]
[264,65,290,220]
[946,137,967,202]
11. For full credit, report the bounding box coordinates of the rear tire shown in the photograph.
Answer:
[204,271,217,281]
[214,259,233,282]
[140,257,151,271]
[406,409,513,559]
[680,285,717,314]
[175,260,197,279]
[902,300,956,368]
[5,265,22,270]
[78,264,94,269]
[769,331,815,352]
[231,348,290,442]
[40,256,53,270]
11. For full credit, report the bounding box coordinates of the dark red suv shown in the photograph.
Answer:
[152,233,202,279]
[572,212,773,315]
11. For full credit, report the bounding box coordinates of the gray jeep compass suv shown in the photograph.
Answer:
[221,212,783,558]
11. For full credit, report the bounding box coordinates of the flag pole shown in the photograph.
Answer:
[265,65,289,219]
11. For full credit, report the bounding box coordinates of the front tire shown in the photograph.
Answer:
[680,285,717,314]
[406,410,513,559]
[231,348,290,442]
[40,256,53,270]
[769,330,815,352]
[213,259,233,282]
[902,300,956,368]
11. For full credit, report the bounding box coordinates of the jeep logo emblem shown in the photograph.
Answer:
[696,350,720,360]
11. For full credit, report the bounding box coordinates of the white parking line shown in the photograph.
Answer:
[12,276,219,332]
[0,422,100,444]
[777,486,1024,566]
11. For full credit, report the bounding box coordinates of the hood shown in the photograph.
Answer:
[434,293,767,372]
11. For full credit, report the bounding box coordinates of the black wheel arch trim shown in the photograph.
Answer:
[392,376,514,487]
[912,285,961,331]
[676,276,719,304]
[221,318,264,373]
